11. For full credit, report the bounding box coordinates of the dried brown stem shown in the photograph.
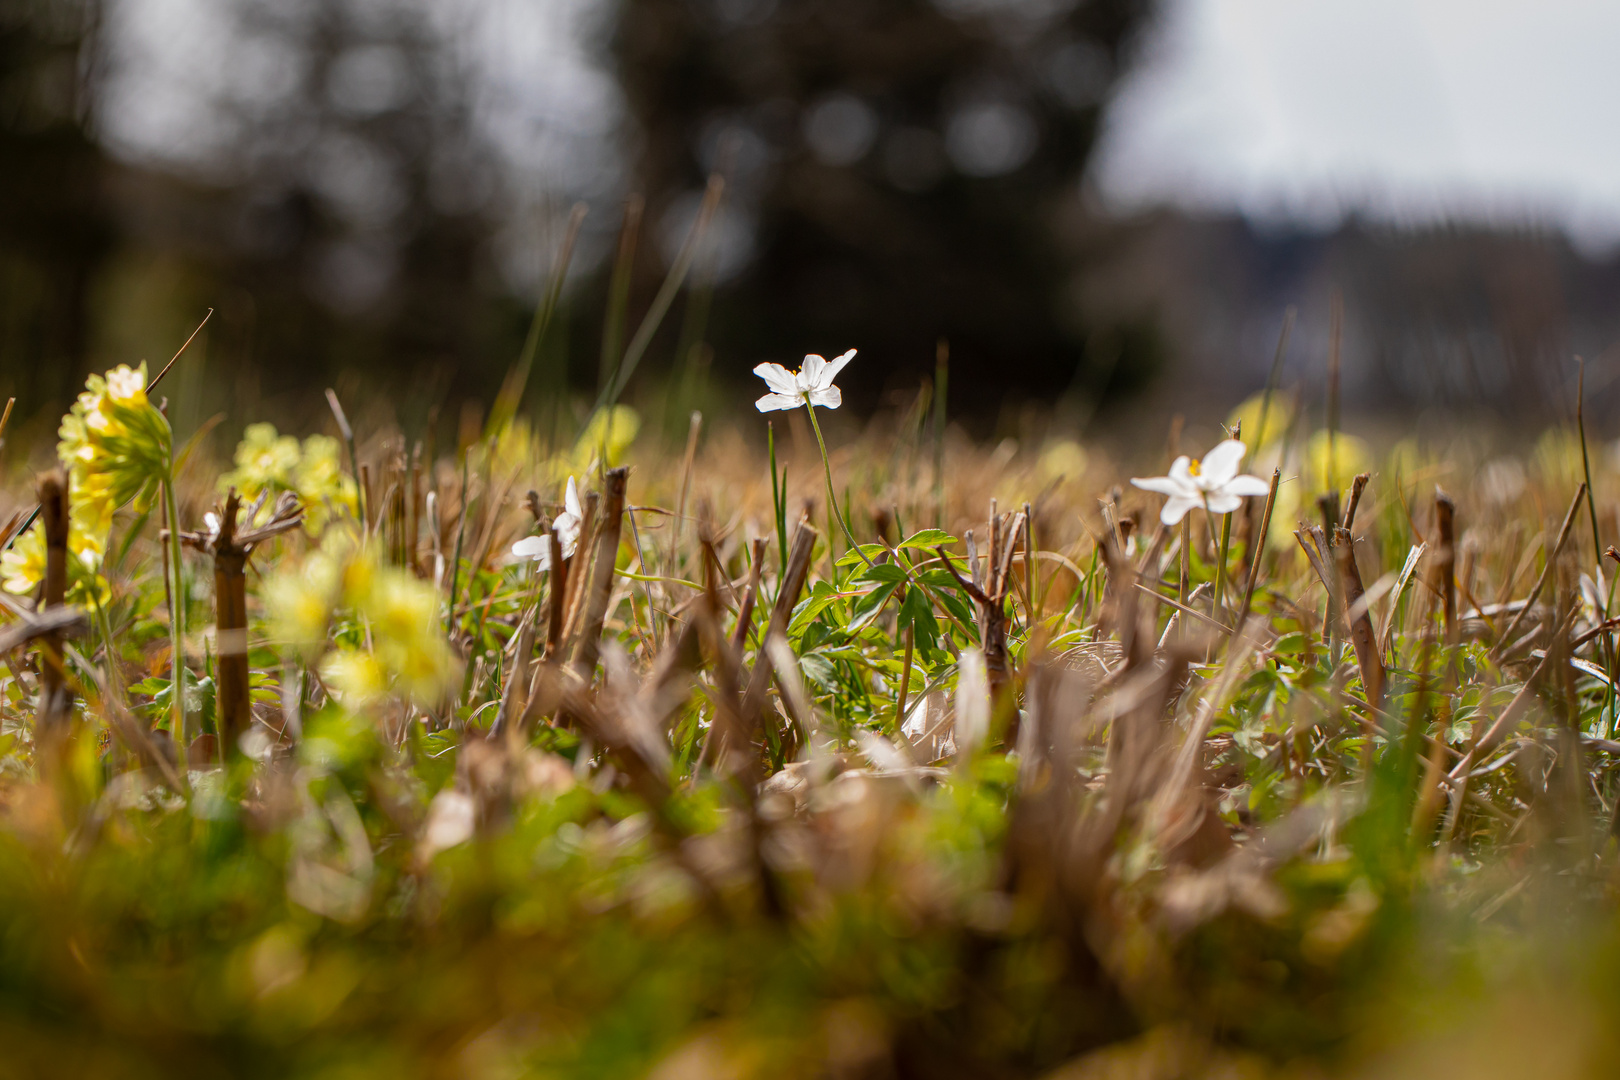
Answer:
[571,467,629,681]
[1433,489,1457,642]
[35,470,71,739]
[1334,526,1384,712]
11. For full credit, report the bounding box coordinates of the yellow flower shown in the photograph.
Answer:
[263,531,459,705]
[321,648,388,705]
[1037,440,1089,484]
[550,405,640,482]
[222,425,357,534]
[221,423,302,498]
[351,560,457,705]
[262,544,344,652]
[0,497,114,606]
[0,527,44,598]
[294,434,358,532]
[1303,430,1372,494]
[1227,391,1295,450]
[57,363,171,514]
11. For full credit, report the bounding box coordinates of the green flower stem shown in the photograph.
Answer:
[1212,500,1233,630]
[163,476,186,748]
[802,400,872,571]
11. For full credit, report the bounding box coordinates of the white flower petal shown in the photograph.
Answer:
[1131,475,1194,498]
[564,476,582,520]
[756,392,802,412]
[1167,456,1195,485]
[808,385,842,410]
[800,353,827,387]
[1205,492,1243,515]
[1200,440,1248,487]
[556,521,581,558]
[818,348,856,387]
[1222,474,1272,498]
[752,362,799,396]
[1160,494,1202,525]
[512,535,548,560]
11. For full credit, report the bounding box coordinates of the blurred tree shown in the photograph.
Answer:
[0,0,116,410]
[159,0,512,411]
[613,0,1158,411]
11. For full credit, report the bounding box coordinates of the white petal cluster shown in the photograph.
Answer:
[753,349,856,412]
[1131,439,1270,525]
[511,476,583,569]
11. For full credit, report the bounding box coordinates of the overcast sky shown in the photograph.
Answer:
[101,0,1620,261]
[1091,0,1620,255]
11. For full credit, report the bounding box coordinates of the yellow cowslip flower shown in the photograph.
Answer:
[1,498,113,605]
[221,425,356,534]
[293,434,358,533]
[0,528,44,598]
[1303,430,1372,494]
[220,423,302,498]
[321,648,388,705]
[58,365,170,514]
[58,363,172,514]
[262,543,345,653]
[264,529,458,706]
[550,405,640,483]
[351,561,457,705]
[1037,440,1089,484]
[1227,391,1295,451]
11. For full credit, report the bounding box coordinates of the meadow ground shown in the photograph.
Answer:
[0,354,1619,1079]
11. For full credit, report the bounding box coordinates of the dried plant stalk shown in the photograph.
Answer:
[35,469,71,737]
[213,490,251,752]
[571,468,629,680]
[1334,526,1384,712]
[1433,489,1457,642]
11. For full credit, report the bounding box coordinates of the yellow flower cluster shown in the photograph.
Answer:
[0,499,112,605]
[219,423,357,532]
[58,363,172,513]
[2,364,169,602]
[263,531,458,707]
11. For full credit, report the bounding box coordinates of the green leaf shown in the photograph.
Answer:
[789,588,845,638]
[897,586,940,653]
[898,528,957,550]
[848,581,899,632]
[836,543,887,568]
[855,561,909,585]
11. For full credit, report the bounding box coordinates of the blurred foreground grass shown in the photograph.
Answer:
[0,360,1619,1078]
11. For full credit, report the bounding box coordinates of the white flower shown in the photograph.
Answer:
[753,349,856,412]
[105,365,147,403]
[512,476,582,569]
[1131,439,1270,526]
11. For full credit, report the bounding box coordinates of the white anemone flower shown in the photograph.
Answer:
[753,348,856,412]
[511,476,583,569]
[1131,439,1270,526]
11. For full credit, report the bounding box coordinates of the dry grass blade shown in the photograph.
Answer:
[1491,483,1585,659]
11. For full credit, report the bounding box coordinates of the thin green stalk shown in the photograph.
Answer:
[1576,357,1616,734]
[1254,306,1295,452]
[163,477,186,746]
[769,422,788,574]
[446,454,470,637]
[1212,500,1233,630]
[803,401,871,569]
[933,341,948,529]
